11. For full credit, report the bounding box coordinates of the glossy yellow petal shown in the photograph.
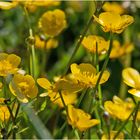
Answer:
[121,15,134,29]
[128,89,140,98]
[113,95,124,104]
[122,67,140,88]
[0,106,10,122]
[7,54,21,68]
[37,78,52,90]
[0,53,8,60]
[0,2,18,10]
[77,119,100,132]
[71,63,96,77]
[94,70,110,85]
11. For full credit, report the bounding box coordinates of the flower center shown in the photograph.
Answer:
[18,82,29,93]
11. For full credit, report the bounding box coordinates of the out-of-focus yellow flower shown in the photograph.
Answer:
[37,77,82,107]
[9,74,38,103]
[110,40,134,59]
[0,98,10,122]
[122,68,140,98]
[0,53,21,77]
[104,96,135,121]
[0,1,18,10]
[82,35,109,54]
[70,63,110,88]
[0,0,60,10]
[35,35,58,50]
[66,1,84,12]
[39,9,67,36]
[93,12,134,33]
[101,131,124,140]
[67,105,100,131]
[23,0,60,7]
[102,2,125,15]
[0,82,3,91]
[23,0,60,12]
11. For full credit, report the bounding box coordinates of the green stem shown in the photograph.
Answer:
[24,7,36,78]
[95,42,102,106]
[89,32,113,113]
[131,101,140,136]
[63,16,94,76]
[58,91,67,113]
[76,88,87,107]
[74,128,80,140]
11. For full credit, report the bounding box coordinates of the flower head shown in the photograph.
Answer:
[122,67,140,98]
[0,98,10,122]
[67,105,100,131]
[104,96,135,121]
[93,12,134,33]
[9,74,38,103]
[102,2,125,14]
[39,9,67,36]
[70,63,110,88]
[110,40,134,59]
[82,35,109,54]
[35,35,58,50]
[0,53,21,77]
[37,77,82,107]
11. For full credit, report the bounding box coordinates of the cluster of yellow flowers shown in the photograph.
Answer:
[0,1,139,139]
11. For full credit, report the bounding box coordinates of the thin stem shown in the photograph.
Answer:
[95,42,102,106]
[24,7,36,78]
[63,16,94,76]
[131,101,140,136]
[58,91,67,113]
[76,88,87,107]
[74,128,80,140]
[89,32,113,113]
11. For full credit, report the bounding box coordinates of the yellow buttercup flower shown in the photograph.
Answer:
[70,63,110,88]
[23,0,60,7]
[0,53,21,77]
[0,0,60,12]
[102,2,125,15]
[0,98,10,122]
[9,74,38,103]
[37,77,82,107]
[122,67,140,98]
[110,40,134,59]
[39,9,67,36]
[101,131,124,140]
[67,105,100,131]
[93,12,134,33]
[104,96,135,121]
[0,1,18,10]
[35,35,58,50]
[82,35,109,54]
